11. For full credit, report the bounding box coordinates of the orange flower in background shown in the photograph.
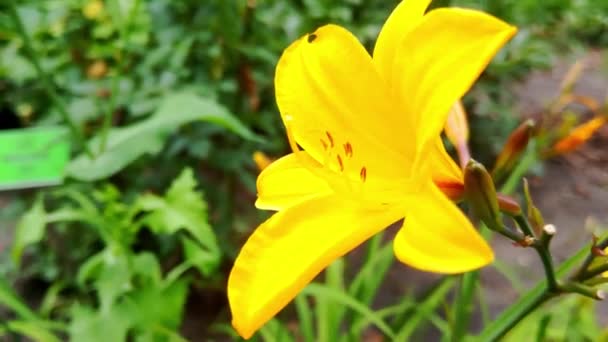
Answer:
[228,0,516,338]
[552,116,607,155]
[252,151,272,171]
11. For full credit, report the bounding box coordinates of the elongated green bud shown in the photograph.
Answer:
[523,178,545,236]
[465,160,502,231]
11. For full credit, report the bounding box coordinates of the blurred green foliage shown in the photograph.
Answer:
[0,0,607,340]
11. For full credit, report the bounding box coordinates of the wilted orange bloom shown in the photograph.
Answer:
[552,116,606,155]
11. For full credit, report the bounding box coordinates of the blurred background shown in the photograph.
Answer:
[1,0,608,341]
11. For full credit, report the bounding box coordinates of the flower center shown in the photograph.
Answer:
[319,130,367,185]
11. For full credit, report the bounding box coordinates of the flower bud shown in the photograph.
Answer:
[492,119,536,182]
[523,179,544,236]
[497,193,521,216]
[551,116,606,156]
[464,160,502,231]
[444,101,470,168]
[253,151,272,172]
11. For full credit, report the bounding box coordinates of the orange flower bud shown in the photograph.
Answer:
[492,119,536,182]
[551,116,606,155]
[444,101,470,168]
[253,151,272,172]
[496,193,521,216]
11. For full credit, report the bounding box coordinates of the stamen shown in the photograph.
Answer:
[325,131,334,148]
[344,142,353,158]
[320,139,328,151]
[360,167,367,182]
[337,155,344,172]
[307,33,317,43]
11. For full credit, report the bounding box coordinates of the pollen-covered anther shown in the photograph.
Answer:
[320,139,328,151]
[360,167,367,182]
[337,155,344,172]
[325,131,334,148]
[343,142,353,158]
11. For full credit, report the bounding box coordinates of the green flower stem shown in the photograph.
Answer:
[572,236,608,281]
[512,214,559,292]
[496,225,525,242]
[513,213,536,238]
[478,243,590,341]
[578,263,608,280]
[8,3,93,158]
[560,281,604,300]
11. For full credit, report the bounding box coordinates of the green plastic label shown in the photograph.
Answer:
[0,127,70,190]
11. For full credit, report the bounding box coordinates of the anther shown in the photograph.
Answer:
[344,142,353,158]
[360,167,367,182]
[337,155,344,172]
[325,131,334,148]
[320,139,328,151]
[307,33,317,43]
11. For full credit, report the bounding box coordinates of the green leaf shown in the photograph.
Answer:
[477,241,591,341]
[67,92,259,181]
[6,320,61,342]
[68,304,132,342]
[12,196,47,266]
[127,279,189,332]
[181,236,219,277]
[0,277,37,320]
[301,283,395,339]
[394,277,456,341]
[139,168,221,275]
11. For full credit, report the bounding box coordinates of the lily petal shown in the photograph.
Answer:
[228,195,404,339]
[275,24,412,181]
[392,8,516,153]
[393,181,493,273]
[428,137,463,185]
[255,153,332,211]
[373,0,431,84]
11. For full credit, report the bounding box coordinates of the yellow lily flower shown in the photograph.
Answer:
[228,0,516,338]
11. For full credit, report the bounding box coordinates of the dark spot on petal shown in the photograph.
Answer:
[360,167,367,182]
[307,33,317,43]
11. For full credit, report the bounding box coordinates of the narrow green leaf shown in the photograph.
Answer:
[302,283,395,339]
[294,295,315,342]
[6,320,61,342]
[0,277,37,320]
[395,277,456,341]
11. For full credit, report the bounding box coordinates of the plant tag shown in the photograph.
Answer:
[0,127,70,190]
